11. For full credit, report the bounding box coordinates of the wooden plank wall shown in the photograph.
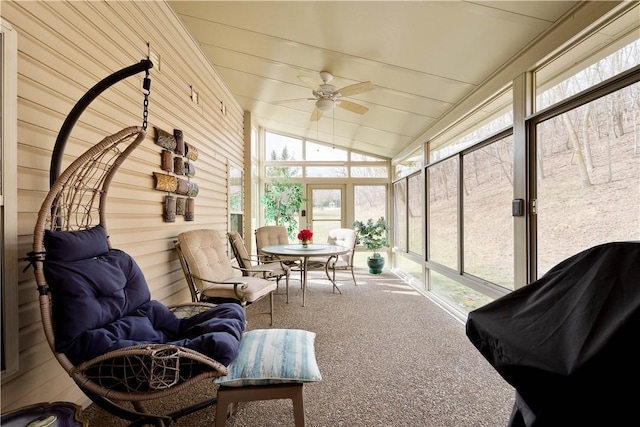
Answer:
[1,0,245,411]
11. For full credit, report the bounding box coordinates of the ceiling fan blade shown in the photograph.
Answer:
[299,75,321,91]
[336,81,374,97]
[337,99,369,115]
[274,97,314,105]
[310,108,323,121]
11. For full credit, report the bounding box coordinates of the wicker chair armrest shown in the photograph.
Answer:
[71,344,227,401]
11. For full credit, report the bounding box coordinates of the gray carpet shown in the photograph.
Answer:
[82,268,515,426]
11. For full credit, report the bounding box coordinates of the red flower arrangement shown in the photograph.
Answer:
[297,229,313,241]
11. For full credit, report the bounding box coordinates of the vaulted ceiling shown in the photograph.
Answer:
[168,1,588,159]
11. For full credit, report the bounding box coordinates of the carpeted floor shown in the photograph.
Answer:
[82,268,515,426]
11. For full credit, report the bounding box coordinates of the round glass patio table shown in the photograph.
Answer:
[261,244,350,307]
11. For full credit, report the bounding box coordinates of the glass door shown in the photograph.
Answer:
[306,185,345,244]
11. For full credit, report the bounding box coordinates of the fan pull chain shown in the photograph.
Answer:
[142,68,151,131]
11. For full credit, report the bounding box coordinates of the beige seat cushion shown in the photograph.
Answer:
[178,229,276,302]
[201,276,277,301]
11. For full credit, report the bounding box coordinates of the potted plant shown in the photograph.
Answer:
[352,217,390,274]
[260,177,307,240]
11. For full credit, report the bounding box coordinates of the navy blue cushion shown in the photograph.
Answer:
[44,249,151,354]
[43,247,245,366]
[44,224,109,262]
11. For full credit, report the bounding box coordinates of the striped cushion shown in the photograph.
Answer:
[215,329,321,387]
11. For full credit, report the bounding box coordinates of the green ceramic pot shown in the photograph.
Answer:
[367,256,385,274]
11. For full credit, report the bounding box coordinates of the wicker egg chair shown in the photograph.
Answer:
[26,60,238,427]
[29,125,238,426]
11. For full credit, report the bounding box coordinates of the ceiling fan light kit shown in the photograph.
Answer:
[278,71,375,121]
[315,98,334,112]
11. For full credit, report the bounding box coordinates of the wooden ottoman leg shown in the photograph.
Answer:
[291,384,306,427]
[215,383,306,427]
[215,388,234,427]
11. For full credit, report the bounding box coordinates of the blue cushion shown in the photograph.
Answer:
[214,329,321,387]
[44,249,152,355]
[44,247,246,367]
[44,224,109,262]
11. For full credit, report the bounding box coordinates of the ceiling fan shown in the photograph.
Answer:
[277,71,374,121]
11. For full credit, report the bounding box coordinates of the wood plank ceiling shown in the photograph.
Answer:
[168,1,582,159]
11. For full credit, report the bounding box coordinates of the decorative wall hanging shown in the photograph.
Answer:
[154,172,177,192]
[174,157,185,175]
[152,128,199,222]
[154,127,176,150]
[185,162,196,177]
[161,150,173,172]
[163,195,176,222]
[176,197,186,215]
[175,178,189,195]
[185,143,199,161]
[174,129,185,156]
[186,182,199,197]
[185,198,195,221]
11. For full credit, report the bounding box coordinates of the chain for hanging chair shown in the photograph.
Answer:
[142,67,151,131]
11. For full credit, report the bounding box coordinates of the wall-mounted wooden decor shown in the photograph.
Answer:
[174,157,185,175]
[174,129,185,156]
[176,197,186,215]
[185,198,195,221]
[163,195,176,222]
[154,127,176,151]
[153,127,199,222]
[161,150,173,172]
[154,172,177,192]
[185,143,198,161]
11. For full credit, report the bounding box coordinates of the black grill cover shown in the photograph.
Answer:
[466,241,640,427]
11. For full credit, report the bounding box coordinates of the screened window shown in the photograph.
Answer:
[393,180,407,250]
[265,131,302,161]
[395,148,422,179]
[229,162,243,237]
[306,141,347,161]
[407,172,423,256]
[427,157,458,269]
[306,166,347,178]
[265,166,302,178]
[430,270,493,313]
[536,6,640,111]
[430,90,513,162]
[352,152,385,161]
[535,79,640,276]
[351,166,388,178]
[354,185,387,222]
[462,135,514,289]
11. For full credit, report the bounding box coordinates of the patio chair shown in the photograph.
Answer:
[308,228,358,287]
[228,231,291,303]
[175,229,277,325]
[255,225,303,280]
